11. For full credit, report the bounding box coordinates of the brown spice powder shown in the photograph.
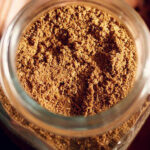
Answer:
[0,4,150,150]
[16,5,137,116]
[0,87,142,150]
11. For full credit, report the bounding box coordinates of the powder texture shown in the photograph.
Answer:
[0,87,143,150]
[16,5,137,116]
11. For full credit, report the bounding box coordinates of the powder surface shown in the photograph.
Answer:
[16,5,137,116]
[0,87,142,150]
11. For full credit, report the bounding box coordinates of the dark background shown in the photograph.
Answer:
[0,1,150,150]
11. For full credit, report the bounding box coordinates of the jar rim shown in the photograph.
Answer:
[0,0,150,137]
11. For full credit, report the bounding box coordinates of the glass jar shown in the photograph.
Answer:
[0,0,150,149]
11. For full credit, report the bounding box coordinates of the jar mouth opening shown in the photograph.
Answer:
[1,0,150,136]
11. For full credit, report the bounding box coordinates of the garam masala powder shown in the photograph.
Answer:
[16,5,137,116]
[0,5,142,150]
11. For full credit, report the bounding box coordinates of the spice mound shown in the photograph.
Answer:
[16,5,137,116]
